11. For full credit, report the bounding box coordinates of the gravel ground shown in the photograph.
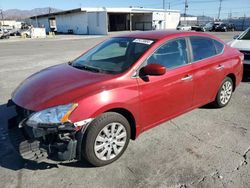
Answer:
[0,31,249,188]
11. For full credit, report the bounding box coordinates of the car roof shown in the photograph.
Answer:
[114,30,220,41]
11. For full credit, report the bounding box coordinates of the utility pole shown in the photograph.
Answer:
[184,0,188,23]
[217,0,222,21]
[169,2,170,9]
[36,16,38,27]
[242,13,246,30]
[200,11,205,25]
[0,9,4,27]
[163,0,166,29]
[228,9,232,23]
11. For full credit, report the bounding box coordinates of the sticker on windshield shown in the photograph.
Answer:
[133,39,154,45]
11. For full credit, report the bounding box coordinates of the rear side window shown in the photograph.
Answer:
[190,36,217,61]
[213,39,224,54]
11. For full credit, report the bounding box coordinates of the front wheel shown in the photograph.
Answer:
[82,112,131,166]
[213,77,233,108]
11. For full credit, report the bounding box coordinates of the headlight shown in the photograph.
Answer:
[26,103,78,126]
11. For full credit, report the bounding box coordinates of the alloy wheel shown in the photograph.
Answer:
[94,122,127,161]
[220,81,233,105]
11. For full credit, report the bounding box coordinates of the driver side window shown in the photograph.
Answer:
[147,38,189,69]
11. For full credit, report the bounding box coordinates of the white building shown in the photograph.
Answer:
[180,16,198,26]
[30,7,180,35]
[0,20,22,29]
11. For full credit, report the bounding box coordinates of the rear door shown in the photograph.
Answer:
[189,36,226,106]
[137,37,195,130]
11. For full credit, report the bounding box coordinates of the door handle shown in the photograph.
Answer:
[181,75,193,81]
[215,65,224,70]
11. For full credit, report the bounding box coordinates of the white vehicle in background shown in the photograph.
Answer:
[228,27,250,65]
[0,27,8,33]
[0,28,10,39]
[176,25,192,31]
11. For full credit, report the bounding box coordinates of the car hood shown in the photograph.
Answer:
[228,39,250,51]
[12,63,114,111]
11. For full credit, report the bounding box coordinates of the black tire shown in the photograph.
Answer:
[213,77,233,108]
[82,112,131,166]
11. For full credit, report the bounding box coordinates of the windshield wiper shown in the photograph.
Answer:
[73,64,101,73]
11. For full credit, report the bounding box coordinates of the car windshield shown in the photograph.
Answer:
[238,28,250,40]
[71,37,155,74]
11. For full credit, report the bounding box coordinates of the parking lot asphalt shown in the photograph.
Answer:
[0,31,249,188]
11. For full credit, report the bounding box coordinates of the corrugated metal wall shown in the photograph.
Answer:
[56,12,88,34]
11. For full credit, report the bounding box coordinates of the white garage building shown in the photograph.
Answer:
[30,7,180,35]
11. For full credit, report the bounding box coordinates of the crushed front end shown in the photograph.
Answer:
[20,120,78,161]
[8,100,92,161]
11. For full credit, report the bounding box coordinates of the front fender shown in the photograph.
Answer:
[68,84,141,135]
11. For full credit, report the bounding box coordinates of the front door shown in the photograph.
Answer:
[137,37,194,130]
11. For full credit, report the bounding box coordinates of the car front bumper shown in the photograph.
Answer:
[8,100,83,161]
[21,120,78,161]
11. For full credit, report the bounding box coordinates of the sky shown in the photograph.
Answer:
[0,0,249,19]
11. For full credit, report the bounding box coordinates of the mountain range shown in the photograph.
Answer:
[2,7,61,20]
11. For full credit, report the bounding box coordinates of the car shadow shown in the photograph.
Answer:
[199,103,217,109]
[58,160,93,168]
[0,103,93,171]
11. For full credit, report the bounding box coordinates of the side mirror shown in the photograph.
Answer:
[141,63,166,76]
[233,35,239,39]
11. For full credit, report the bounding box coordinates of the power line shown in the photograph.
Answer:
[189,0,219,3]
[171,1,185,6]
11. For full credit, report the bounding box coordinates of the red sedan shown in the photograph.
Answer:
[10,31,243,166]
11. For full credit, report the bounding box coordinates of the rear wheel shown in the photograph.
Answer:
[82,112,130,166]
[213,77,233,108]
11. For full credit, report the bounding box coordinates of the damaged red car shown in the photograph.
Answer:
[9,31,243,166]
